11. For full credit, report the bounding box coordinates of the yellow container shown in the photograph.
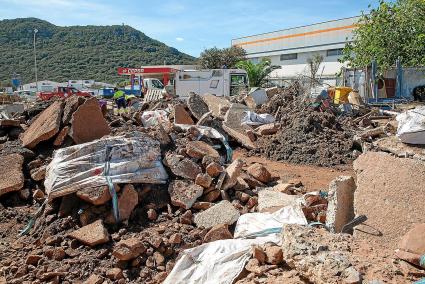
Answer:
[334,87,353,104]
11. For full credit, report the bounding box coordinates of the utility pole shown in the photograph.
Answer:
[33,29,38,92]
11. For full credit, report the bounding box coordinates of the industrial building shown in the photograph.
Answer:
[232,16,360,86]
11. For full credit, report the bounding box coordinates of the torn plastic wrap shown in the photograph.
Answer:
[241,111,275,126]
[44,132,169,200]
[396,106,425,144]
[174,123,233,162]
[164,205,307,284]
[141,110,169,127]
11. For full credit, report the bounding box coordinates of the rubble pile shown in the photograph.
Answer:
[252,92,356,166]
[0,93,424,284]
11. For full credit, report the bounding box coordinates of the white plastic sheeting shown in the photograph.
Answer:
[396,106,425,144]
[141,110,169,127]
[241,111,275,126]
[44,132,168,200]
[164,205,307,284]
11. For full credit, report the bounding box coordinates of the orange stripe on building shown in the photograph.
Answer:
[235,25,357,47]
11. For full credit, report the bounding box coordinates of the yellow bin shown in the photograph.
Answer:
[334,87,353,104]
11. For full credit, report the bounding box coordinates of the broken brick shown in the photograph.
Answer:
[0,154,24,197]
[246,163,272,183]
[174,104,194,125]
[68,220,109,247]
[186,140,220,159]
[169,180,203,209]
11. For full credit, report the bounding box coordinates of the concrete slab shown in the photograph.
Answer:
[223,103,256,149]
[258,189,299,213]
[201,94,231,119]
[169,180,203,209]
[194,200,240,228]
[21,100,63,148]
[69,98,110,144]
[0,154,24,197]
[68,220,109,247]
[187,92,209,120]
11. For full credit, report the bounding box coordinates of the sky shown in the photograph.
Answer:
[0,0,375,57]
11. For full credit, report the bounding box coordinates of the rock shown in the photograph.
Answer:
[194,200,240,228]
[113,238,146,261]
[44,247,66,261]
[69,98,110,144]
[202,189,221,203]
[187,92,209,120]
[235,191,250,203]
[147,209,157,221]
[222,103,256,150]
[116,184,138,221]
[265,246,283,265]
[252,246,266,264]
[169,180,203,209]
[186,140,220,159]
[165,153,202,180]
[282,224,354,283]
[353,152,425,249]
[241,172,265,189]
[153,272,168,283]
[399,223,425,255]
[83,274,103,284]
[53,126,69,147]
[169,233,182,244]
[325,176,356,233]
[222,159,244,190]
[106,268,123,280]
[153,251,165,265]
[195,173,212,188]
[203,224,233,243]
[256,123,279,136]
[33,189,45,200]
[272,183,294,194]
[0,119,20,127]
[26,255,42,265]
[245,259,264,275]
[246,129,256,142]
[257,189,299,213]
[76,185,120,206]
[246,163,271,183]
[343,266,362,284]
[21,101,63,148]
[179,210,193,224]
[201,94,231,119]
[174,104,194,125]
[30,165,46,182]
[0,154,24,197]
[234,177,250,191]
[206,162,223,178]
[62,95,85,124]
[192,201,213,210]
[247,196,258,209]
[68,220,109,247]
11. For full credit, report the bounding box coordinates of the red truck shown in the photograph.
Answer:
[37,86,93,101]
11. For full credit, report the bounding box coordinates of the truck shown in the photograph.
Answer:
[38,86,93,101]
[117,67,249,100]
[172,69,249,99]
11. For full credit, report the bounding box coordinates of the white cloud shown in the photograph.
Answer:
[176,37,184,42]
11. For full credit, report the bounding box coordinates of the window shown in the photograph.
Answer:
[280,53,297,61]
[327,48,343,57]
[210,80,219,88]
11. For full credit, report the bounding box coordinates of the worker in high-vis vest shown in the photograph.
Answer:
[113,87,128,115]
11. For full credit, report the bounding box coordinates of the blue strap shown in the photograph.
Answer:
[19,199,48,236]
[104,146,120,222]
[420,254,425,268]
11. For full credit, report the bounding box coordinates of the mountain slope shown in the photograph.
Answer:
[0,18,196,85]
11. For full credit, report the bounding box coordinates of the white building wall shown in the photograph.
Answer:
[232,16,359,85]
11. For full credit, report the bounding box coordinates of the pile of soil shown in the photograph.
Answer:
[252,94,356,167]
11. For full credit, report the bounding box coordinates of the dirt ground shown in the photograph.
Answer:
[235,149,354,192]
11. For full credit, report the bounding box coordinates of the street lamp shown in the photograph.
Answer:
[33,29,38,92]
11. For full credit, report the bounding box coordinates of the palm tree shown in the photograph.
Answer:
[236,58,280,87]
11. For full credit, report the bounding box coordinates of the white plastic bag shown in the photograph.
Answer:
[141,110,169,127]
[241,111,275,126]
[44,132,168,199]
[396,106,425,144]
[164,205,307,284]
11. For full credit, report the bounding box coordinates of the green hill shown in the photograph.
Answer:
[0,18,196,85]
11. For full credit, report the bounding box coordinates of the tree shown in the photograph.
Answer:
[306,53,324,86]
[198,46,246,69]
[236,58,279,87]
[341,0,425,70]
